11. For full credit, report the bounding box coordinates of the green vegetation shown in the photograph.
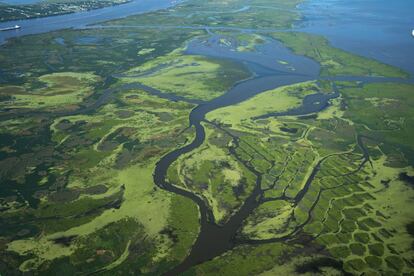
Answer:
[121,51,250,101]
[0,72,101,110]
[0,0,129,22]
[0,0,413,274]
[194,243,292,275]
[166,195,200,262]
[207,81,320,130]
[201,80,414,274]
[168,124,256,224]
[340,82,414,166]
[107,0,303,30]
[0,2,250,273]
[2,86,198,272]
[0,28,205,83]
[272,32,409,78]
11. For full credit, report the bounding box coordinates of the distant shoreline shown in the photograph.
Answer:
[0,0,131,22]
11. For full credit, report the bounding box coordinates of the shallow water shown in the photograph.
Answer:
[186,35,320,77]
[1,0,412,273]
[297,0,414,75]
[154,34,323,274]
[151,4,414,270]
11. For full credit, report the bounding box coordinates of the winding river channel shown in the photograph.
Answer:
[154,36,319,274]
[1,0,413,274]
[151,33,412,274]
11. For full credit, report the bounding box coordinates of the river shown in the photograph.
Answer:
[152,28,411,273]
[153,35,320,275]
[152,1,413,274]
[0,0,182,44]
[0,0,412,274]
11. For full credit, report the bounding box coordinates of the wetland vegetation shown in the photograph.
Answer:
[0,0,129,22]
[0,0,413,275]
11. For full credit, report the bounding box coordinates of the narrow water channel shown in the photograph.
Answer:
[151,29,414,274]
[1,0,412,273]
[153,35,320,275]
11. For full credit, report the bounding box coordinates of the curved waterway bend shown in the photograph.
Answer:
[153,36,320,274]
[153,34,412,274]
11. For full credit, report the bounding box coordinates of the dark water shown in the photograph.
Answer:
[154,33,411,273]
[154,33,410,273]
[153,36,321,275]
[297,0,414,75]
[0,0,181,44]
[151,3,414,270]
[1,0,412,273]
